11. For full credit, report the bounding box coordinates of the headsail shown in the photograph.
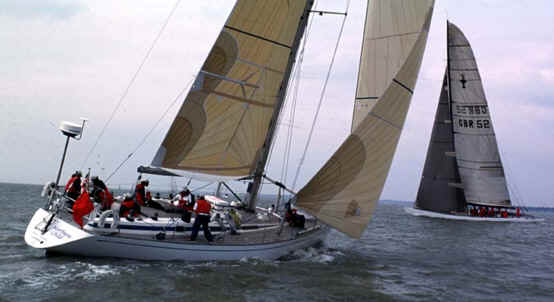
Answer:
[152,0,310,177]
[296,0,435,238]
[415,72,466,213]
[352,0,435,131]
[447,22,511,207]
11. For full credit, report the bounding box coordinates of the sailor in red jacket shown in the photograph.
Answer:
[91,176,113,211]
[64,171,82,201]
[135,179,149,206]
[190,196,213,242]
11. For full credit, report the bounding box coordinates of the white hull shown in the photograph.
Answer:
[404,207,544,222]
[25,208,327,261]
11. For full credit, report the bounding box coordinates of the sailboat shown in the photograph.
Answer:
[405,21,543,222]
[24,0,435,260]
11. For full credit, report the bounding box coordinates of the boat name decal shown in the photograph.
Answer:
[35,219,71,240]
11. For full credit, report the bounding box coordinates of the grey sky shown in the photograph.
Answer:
[1,0,553,206]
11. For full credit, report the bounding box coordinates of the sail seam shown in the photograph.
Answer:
[369,31,419,41]
[355,96,379,100]
[224,25,292,49]
[457,158,501,164]
[392,78,413,94]
[458,165,502,171]
[369,112,401,130]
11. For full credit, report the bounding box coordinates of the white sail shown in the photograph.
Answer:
[352,0,434,131]
[447,22,511,206]
[152,0,310,177]
[296,0,435,238]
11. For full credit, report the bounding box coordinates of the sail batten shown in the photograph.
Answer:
[153,0,310,177]
[297,0,435,238]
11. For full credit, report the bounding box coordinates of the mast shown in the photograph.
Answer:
[245,1,315,210]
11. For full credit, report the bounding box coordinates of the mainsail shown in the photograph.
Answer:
[152,0,311,177]
[447,22,510,207]
[352,0,435,131]
[297,0,435,238]
[415,73,466,213]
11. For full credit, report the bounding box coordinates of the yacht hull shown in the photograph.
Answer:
[25,208,327,261]
[404,207,544,222]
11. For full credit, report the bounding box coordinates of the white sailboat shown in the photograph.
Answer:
[25,0,435,261]
[406,21,543,222]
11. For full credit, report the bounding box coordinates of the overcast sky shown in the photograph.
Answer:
[1,0,553,206]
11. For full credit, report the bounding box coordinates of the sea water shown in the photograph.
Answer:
[1,182,553,301]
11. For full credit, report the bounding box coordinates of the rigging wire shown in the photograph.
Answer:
[105,76,195,181]
[81,0,183,170]
[499,147,527,210]
[191,182,215,193]
[291,0,350,190]
[262,0,318,198]
[279,4,317,186]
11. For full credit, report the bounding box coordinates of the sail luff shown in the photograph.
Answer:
[447,22,511,207]
[296,0,435,238]
[152,1,313,178]
[246,0,315,210]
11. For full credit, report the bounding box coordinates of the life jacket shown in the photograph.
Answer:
[135,183,146,206]
[146,191,152,201]
[516,208,521,217]
[195,198,211,215]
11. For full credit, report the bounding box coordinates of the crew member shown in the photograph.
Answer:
[173,189,194,210]
[135,179,149,206]
[190,196,213,242]
[65,171,82,201]
[91,176,113,211]
[120,193,140,220]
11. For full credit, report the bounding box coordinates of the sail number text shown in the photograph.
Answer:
[455,105,490,129]
[458,119,490,129]
[456,105,488,115]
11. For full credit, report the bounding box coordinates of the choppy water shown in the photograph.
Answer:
[1,182,553,301]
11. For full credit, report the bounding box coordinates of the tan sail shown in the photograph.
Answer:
[152,0,309,176]
[352,0,434,131]
[296,1,434,238]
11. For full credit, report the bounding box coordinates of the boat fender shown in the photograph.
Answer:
[155,232,166,240]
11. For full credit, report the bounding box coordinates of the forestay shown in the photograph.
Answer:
[296,0,435,238]
[152,0,309,177]
[448,22,511,206]
[352,0,434,131]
